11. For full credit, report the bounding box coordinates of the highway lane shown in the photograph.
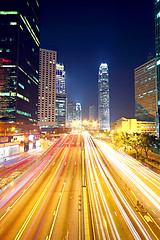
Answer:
[83,132,159,239]
[0,134,69,236]
[96,141,160,224]
[0,148,48,190]
[0,133,83,240]
[0,136,65,212]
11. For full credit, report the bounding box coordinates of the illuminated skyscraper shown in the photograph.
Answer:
[98,63,110,130]
[155,0,160,136]
[55,63,67,127]
[76,103,82,127]
[89,105,97,122]
[134,58,157,123]
[38,48,57,127]
[67,101,82,128]
[56,63,65,93]
[67,101,76,127]
[0,1,40,123]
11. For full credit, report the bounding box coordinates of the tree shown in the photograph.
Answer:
[140,134,158,159]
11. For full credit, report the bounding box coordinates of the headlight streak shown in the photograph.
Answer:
[85,139,102,239]
[84,135,120,240]
[90,142,151,240]
[104,143,160,189]
[15,135,75,240]
[97,141,160,211]
[0,135,70,212]
[84,133,152,240]
[120,150,160,188]
[87,136,142,240]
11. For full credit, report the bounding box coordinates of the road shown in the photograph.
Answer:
[83,132,160,239]
[0,134,82,239]
[0,132,160,239]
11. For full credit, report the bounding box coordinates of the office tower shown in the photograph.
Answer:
[0,1,40,123]
[134,58,157,123]
[38,48,57,127]
[67,101,77,127]
[56,63,65,93]
[155,1,160,136]
[98,63,110,130]
[89,105,97,122]
[55,63,67,127]
[67,101,82,128]
[76,103,82,127]
[55,94,67,127]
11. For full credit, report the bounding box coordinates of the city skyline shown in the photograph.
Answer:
[40,0,155,123]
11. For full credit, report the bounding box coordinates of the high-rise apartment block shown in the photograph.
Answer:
[89,105,97,122]
[134,58,158,123]
[155,0,160,136]
[55,63,67,128]
[0,1,40,123]
[98,63,110,130]
[38,48,57,128]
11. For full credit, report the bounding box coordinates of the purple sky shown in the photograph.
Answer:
[40,0,155,122]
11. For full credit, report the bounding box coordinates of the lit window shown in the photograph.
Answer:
[10,22,17,25]
[157,59,160,65]
[0,11,18,15]
[6,49,10,52]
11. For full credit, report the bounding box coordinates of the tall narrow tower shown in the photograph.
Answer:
[55,63,67,127]
[98,63,110,130]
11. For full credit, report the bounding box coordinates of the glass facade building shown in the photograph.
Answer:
[134,58,158,123]
[55,93,67,128]
[38,48,57,127]
[0,1,40,123]
[76,102,82,128]
[89,105,97,122]
[55,63,67,127]
[98,63,110,130]
[56,63,65,93]
[67,101,82,128]
[155,0,160,136]
[67,101,77,127]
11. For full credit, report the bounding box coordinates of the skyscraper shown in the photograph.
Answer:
[67,101,82,128]
[67,101,77,127]
[0,1,40,123]
[89,105,97,122]
[76,102,82,128]
[155,0,160,136]
[98,63,110,130]
[55,63,67,127]
[134,58,157,123]
[56,63,65,93]
[38,48,57,128]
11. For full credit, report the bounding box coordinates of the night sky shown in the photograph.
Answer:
[40,0,155,123]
